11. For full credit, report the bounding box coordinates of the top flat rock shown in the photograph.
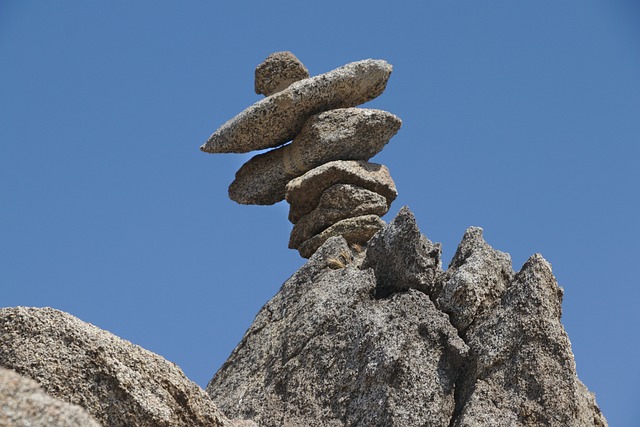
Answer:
[201,59,393,154]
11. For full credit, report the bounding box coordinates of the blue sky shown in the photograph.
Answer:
[1,1,638,425]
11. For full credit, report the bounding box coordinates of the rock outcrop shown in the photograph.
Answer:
[206,207,608,427]
[0,307,230,427]
[0,366,102,427]
[202,52,401,258]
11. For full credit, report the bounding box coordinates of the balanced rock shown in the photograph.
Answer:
[254,51,309,96]
[0,307,229,427]
[201,59,393,153]
[298,214,385,258]
[0,367,102,427]
[289,183,388,249]
[229,108,401,205]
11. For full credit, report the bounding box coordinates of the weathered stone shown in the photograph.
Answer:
[201,59,393,153]
[363,206,442,298]
[0,307,229,427]
[229,108,401,205]
[286,160,397,223]
[289,184,388,249]
[206,241,469,427]
[297,214,385,258]
[254,51,309,96]
[0,366,102,427]
[452,254,608,426]
[437,227,514,332]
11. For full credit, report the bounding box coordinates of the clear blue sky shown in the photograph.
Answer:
[2,2,638,425]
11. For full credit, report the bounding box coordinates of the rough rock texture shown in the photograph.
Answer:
[229,108,401,205]
[207,207,608,426]
[0,366,102,427]
[207,236,469,427]
[298,214,385,258]
[255,51,309,96]
[0,307,229,427]
[288,184,388,249]
[202,59,393,153]
[286,160,397,223]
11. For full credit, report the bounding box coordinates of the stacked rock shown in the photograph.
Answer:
[201,52,401,258]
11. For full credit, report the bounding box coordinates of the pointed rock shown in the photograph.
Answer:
[288,184,388,249]
[286,160,397,223]
[362,206,442,298]
[254,51,309,96]
[202,59,393,153]
[297,214,385,258]
[229,108,401,205]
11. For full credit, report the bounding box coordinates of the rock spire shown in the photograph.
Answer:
[201,51,401,258]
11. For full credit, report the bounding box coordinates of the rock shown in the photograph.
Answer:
[206,243,469,427]
[437,227,514,332]
[0,307,229,427]
[229,108,401,205]
[288,184,389,249]
[286,160,398,223]
[0,366,102,427]
[254,51,309,96]
[201,59,393,154]
[452,254,608,426]
[362,206,442,298]
[298,214,385,258]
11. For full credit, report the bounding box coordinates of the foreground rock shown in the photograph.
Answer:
[0,307,229,427]
[254,51,309,96]
[228,108,401,205]
[0,366,102,427]
[202,59,393,153]
[286,160,397,223]
[207,207,608,426]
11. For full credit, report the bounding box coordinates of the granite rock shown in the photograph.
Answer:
[229,108,401,205]
[0,307,229,427]
[286,160,397,223]
[288,184,388,249]
[201,59,393,153]
[298,214,385,258]
[0,366,102,427]
[207,235,469,427]
[254,51,309,96]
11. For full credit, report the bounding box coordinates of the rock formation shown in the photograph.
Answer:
[206,207,608,427]
[201,51,401,258]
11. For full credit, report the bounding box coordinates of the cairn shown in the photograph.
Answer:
[201,52,401,258]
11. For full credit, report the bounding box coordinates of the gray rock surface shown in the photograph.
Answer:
[255,51,309,96]
[286,160,397,223]
[288,184,388,249]
[298,214,385,258]
[0,366,102,427]
[207,235,469,427]
[0,307,229,427]
[207,207,608,426]
[202,59,393,153]
[228,108,401,205]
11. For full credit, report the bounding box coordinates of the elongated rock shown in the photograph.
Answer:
[255,51,309,96]
[289,184,388,249]
[201,59,393,153]
[298,214,385,258]
[286,160,397,223]
[229,108,401,205]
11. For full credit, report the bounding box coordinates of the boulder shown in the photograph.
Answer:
[0,307,229,427]
[288,183,388,249]
[229,108,401,205]
[286,160,397,223]
[254,51,309,96]
[0,366,102,427]
[297,214,385,258]
[201,59,393,153]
